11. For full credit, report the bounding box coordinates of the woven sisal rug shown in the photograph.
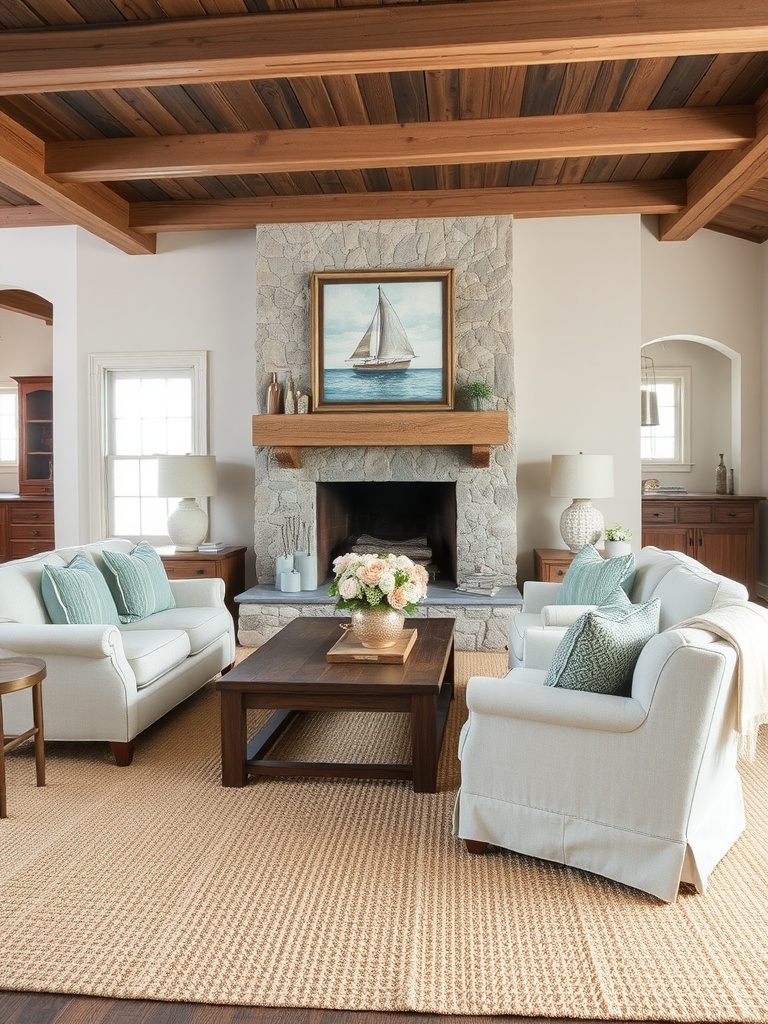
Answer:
[2,650,768,1019]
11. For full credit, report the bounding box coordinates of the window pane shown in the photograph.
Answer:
[113,496,142,535]
[106,366,198,538]
[0,389,18,464]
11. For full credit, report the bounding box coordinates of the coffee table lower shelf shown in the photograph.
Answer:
[218,615,455,793]
[241,679,454,789]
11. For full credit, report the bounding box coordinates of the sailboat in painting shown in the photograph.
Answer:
[347,286,418,372]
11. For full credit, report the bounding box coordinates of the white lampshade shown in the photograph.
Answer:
[550,453,614,499]
[157,455,217,551]
[550,453,614,552]
[157,454,217,499]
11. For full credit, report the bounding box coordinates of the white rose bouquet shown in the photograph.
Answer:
[329,552,429,615]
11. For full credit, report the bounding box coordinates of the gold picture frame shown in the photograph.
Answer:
[311,268,455,412]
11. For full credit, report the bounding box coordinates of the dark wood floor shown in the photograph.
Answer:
[0,995,668,1024]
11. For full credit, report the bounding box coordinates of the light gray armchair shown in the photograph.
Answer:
[453,624,745,902]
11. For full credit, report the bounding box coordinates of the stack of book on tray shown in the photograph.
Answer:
[198,541,227,553]
[652,486,688,495]
[456,569,500,597]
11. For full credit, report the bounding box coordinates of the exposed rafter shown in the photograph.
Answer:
[659,92,768,240]
[0,205,67,229]
[0,110,155,256]
[0,1,767,95]
[129,181,687,232]
[45,108,754,183]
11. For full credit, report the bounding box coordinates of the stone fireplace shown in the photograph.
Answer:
[240,215,518,651]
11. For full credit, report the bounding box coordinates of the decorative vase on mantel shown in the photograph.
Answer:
[350,607,405,649]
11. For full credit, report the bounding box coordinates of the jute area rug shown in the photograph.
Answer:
[2,650,768,1020]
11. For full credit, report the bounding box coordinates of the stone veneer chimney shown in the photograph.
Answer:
[246,216,516,651]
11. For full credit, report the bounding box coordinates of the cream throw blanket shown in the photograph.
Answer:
[677,602,768,760]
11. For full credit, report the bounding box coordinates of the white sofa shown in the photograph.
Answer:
[509,545,748,669]
[0,539,235,765]
[454,548,751,901]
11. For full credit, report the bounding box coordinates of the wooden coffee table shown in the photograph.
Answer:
[217,616,454,793]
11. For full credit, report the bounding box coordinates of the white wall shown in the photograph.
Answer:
[514,216,643,583]
[640,219,763,495]
[0,217,763,593]
[74,230,259,584]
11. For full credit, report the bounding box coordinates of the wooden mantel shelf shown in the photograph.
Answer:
[252,410,509,469]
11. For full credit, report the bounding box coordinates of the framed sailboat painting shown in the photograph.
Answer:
[311,269,455,412]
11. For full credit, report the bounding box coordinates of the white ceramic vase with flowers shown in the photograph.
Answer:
[329,551,429,648]
[603,524,632,558]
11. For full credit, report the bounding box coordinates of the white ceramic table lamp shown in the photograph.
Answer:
[157,454,217,551]
[550,453,614,552]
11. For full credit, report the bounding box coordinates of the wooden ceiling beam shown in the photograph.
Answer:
[1,1,768,94]
[129,181,686,232]
[0,205,68,228]
[0,110,155,255]
[46,107,754,183]
[0,288,53,323]
[659,93,768,241]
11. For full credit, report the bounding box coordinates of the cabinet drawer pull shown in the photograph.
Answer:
[31,529,39,536]
[196,568,205,575]
[31,513,39,519]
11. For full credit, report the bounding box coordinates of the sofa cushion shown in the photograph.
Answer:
[545,598,661,696]
[41,554,122,626]
[120,606,231,657]
[0,551,67,624]
[556,544,635,606]
[119,629,191,689]
[651,562,748,631]
[101,542,176,622]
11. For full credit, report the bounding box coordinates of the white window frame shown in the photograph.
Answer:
[89,351,208,540]
[641,365,693,472]
[0,380,18,467]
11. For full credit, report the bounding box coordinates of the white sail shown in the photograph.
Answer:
[346,287,418,371]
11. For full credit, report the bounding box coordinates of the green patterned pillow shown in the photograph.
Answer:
[545,598,661,696]
[42,554,121,626]
[101,541,176,623]
[556,544,635,606]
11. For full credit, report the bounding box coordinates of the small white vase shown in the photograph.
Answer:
[604,540,632,558]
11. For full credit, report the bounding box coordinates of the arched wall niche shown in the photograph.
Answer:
[641,334,740,494]
[0,286,53,494]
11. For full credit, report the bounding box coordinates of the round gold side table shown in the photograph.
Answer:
[0,656,47,819]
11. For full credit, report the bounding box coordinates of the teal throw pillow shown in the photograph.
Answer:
[42,554,121,626]
[544,598,661,696]
[556,544,635,606]
[101,541,176,623]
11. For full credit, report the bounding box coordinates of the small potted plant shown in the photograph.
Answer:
[465,379,494,411]
[604,524,632,558]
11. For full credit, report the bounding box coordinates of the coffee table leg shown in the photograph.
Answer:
[32,680,45,787]
[220,690,247,786]
[411,693,438,793]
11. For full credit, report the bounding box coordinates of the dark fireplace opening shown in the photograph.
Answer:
[316,482,457,584]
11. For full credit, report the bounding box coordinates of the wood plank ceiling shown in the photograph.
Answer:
[1,0,768,255]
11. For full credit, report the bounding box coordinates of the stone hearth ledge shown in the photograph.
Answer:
[235,580,522,652]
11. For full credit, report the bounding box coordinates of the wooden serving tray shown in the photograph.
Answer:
[326,628,418,664]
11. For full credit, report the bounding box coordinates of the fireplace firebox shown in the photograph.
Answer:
[316,482,457,584]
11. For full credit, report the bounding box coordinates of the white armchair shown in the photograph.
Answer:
[454,625,746,902]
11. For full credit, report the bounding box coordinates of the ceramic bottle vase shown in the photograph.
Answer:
[715,454,727,494]
[266,372,282,414]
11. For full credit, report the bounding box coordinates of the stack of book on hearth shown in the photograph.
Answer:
[456,569,500,597]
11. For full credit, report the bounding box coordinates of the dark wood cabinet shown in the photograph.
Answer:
[0,496,55,561]
[642,494,763,598]
[533,547,576,582]
[12,376,53,497]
